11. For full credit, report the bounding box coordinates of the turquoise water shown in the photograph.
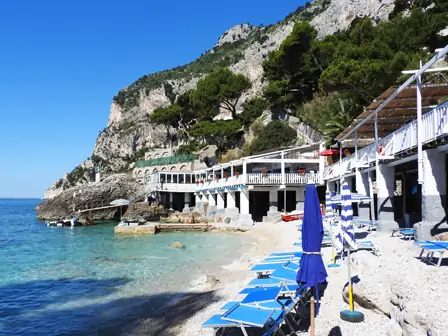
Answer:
[0,198,245,335]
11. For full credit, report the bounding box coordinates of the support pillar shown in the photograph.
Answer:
[217,192,225,209]
[356,171,371,220]
[195,193,202,205]
[182,193,191,213]
[227,191,236,208]
[269,189,278,210]
[238,188,253,226]
[414,149,447,240]
[295,187,305,212]
[224,191,240,223]
[169,193,174,210]
[377,164,397,231]
[240,189,249,215]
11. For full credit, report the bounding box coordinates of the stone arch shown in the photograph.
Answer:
[144,169,151,176]
[152,167,158,173]
[162,152,169,157]
[154,153,160,159]
[136,169,143,177]
[170,166,177,171]
[146,155,152,160]
[161,167,167,171]
[179,165,187,171]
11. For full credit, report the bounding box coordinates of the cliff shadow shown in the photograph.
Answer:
[0,277,221,336]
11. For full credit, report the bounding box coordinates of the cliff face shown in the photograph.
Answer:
[45,0,396,199]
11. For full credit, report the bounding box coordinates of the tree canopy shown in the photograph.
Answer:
[250,121,297,154]
[189,119,242,152]
[190,68,252,120]
[240,98,269,125]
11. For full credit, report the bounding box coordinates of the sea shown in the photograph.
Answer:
[0,198,246,335]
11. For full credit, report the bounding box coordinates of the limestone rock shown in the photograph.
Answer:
[36,174,145,220]
[114,223,157,235]
[121,202,168,222]
[197,145,218,167]
[171,241,184,249]
[215,24,256,47]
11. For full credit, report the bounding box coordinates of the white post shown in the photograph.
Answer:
[355,130,359,173]
[374,113,380,220]
[319,142,325,184]
[339,144,343,182]
[281,151,286,185]
[243,161,247,184]
[231,164,234,177]
[417,60,424,184]
[240,189,250,215]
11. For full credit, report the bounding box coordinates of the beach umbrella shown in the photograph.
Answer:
[110,199,131,220]
[318,149,340,156]
[338,182,364,323]
[325,190,339,268]
[330,193,370,204]
[296,183,328,335]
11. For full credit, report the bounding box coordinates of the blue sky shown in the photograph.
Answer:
[0,0,304,198]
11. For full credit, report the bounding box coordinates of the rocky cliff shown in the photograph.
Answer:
[44,0,396,199]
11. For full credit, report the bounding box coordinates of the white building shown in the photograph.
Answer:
[135,143,326,222]
[325,46,448,241]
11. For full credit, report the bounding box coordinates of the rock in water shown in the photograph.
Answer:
[171,241,184,249]
[36,174,145,221]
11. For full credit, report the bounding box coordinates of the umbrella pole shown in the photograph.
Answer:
[347,247,354,311]
[310,293,315,336]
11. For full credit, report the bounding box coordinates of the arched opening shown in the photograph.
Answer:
[153,168,158,173]
[136,170,143,177]
[146,155,152,160]
[162,152,169,157]
[161,167,167,171]
[170,166,177,171]
[144,169,150,176]
[154,153,160,159]
[179,165,187,171]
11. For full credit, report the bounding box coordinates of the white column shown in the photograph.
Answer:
[269,189,278,210]
[217,192,225,209]
[420,149,446,228]
[184,193,191,208]
[231,164,234,176]
[208,192,216,206]
[169,192,174,209]
[281,152,285,185]
[417,60,424,184]
[319,142,325,184]
[195,193,202,205]
[356,171,371,220]
[240,189,250,215]
[377,164,396,230]
[227,191,236,208]
[295,187,305,212]
[243,161,247,183]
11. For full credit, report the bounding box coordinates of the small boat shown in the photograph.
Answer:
[281,204,325,222]
[281,211,304,222]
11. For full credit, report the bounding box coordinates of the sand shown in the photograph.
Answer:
[127,221,448,336]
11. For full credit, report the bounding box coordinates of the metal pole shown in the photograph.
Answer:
[374,114,379,220]
[347,247,354,311]
[310,294,315,336]
[339,144,343,182]
[417,60,424,184]
[284,187,287,212]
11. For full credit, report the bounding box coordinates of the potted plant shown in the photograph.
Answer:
[223,173,229,179]
[215,175,219,180]
[261,169,268,177]
[297,169,306,174]
[234,171,240,177]
[343,148,351,157]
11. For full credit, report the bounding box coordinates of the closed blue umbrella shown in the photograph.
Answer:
[296,183,328,317]
[325,190,339,268]
[338,182,364,322]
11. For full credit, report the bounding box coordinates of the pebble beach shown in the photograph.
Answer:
[132,221,448,336]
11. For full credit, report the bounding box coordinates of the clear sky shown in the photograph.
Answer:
[0,0,304,198]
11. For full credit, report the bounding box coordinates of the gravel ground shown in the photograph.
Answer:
[129,222,448,336]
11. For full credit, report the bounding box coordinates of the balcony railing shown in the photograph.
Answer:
[246,173,321,185]
[324,100,448,180]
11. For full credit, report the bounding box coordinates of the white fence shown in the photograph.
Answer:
[246,173,321,185]
[324,100,448,180]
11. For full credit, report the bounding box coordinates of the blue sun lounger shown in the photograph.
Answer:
[264,256,301,263]
[247,277,296,288]
[202,305,286,336]
[250,261,300,276]
[269,268,298,282]
[239,284,300,295]
[415,241,448,267]
[391,228,414,240]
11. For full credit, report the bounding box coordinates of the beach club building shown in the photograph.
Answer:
[325,46,448,241]
[134,143,326,222]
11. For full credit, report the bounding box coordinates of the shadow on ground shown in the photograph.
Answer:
[0,277,221,336]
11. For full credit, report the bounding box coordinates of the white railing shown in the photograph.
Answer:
[246,173,321,185]
[324,100,448,180]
